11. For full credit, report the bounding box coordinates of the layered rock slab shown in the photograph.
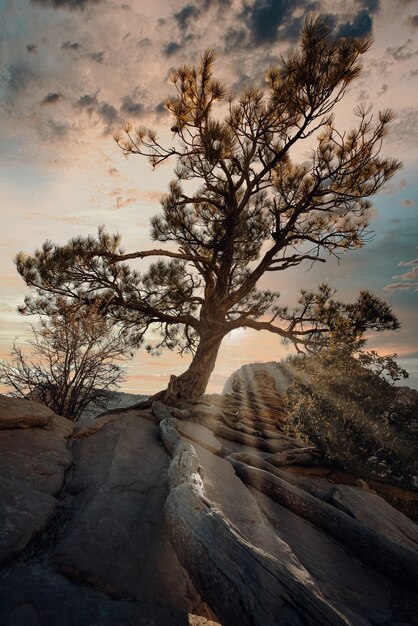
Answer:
[0,396,73,565]
[160,418,350,626]
[51,413,199,614]
[161,416,418,626]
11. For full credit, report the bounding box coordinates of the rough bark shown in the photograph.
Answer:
[165,333,224,400]
[230,457,418,590]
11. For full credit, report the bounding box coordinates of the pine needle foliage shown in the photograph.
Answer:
[16,17,401,399]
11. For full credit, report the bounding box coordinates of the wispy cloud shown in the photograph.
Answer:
[384,253,418,291]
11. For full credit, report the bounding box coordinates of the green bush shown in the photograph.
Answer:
[284,349,417,488]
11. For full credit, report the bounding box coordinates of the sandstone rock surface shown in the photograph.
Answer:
[1,385,418,626]
[51,413,200,614]
[0,396,73,565]
[0,394,57,429]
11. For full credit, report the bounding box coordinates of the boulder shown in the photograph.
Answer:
[0,477,57,565]
[0,394,57,429]
[0,398,73,565]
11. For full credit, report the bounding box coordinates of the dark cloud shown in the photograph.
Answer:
[163,41,181,57]
[98,103,118,125]
[359,0,380,13]
[3,63,35,93]
[26,44,38,54]
[155,101,169,119]
[386,40,418,61]
[61,40,81,50]
[240,0,297,45]
[42,92,63,105]
[88,51,105,63]
[31,0,102,10]
[120,95,144,117]
[175,3,200,30]
[43,118,69,140]
[405,15,418,28]
[336,10,373,37]
[75,93,98,109]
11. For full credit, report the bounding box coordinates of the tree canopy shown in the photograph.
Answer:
[16,17,401,400]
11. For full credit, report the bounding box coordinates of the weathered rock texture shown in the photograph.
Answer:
[1,380,418,625]
[0,396,73,565]
[0,394,58,429]
[52,413,200,613]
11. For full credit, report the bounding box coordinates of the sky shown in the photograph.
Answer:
[0,0,417,394]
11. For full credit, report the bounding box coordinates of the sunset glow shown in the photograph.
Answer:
[1,0,417,393]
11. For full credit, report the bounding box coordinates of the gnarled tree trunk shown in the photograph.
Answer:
[165,330,224,401]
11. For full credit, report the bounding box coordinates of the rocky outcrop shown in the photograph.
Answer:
[51,413,200,613]
[0,564,187,626]
[0,396,73,565]
[1,387,417,625]
[161,411,418,625]
[0,394,58,429]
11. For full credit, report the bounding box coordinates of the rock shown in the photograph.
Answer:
[0,564,188,626]
[176,419,222,454]
[330,485,418,550]
[160,418,349,626]
[0,476,57,565]
[46,414,74,439]
[51,413,200,615]
[0,394,57,429]
[0,397,73,565]
[0,428,72,497]
[222,361,292,396]
[231,457,418,590]
[251,488,418,625]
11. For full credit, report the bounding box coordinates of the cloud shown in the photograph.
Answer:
[2,63,35,94]
[120,96,145,118]
[75,93,98,107]
[31,0,102,10]
[41,92,63,105]
[404,15,418,28]
[175,4,201,31]
[384,255,418,291]
[163,41,181,57]
[240,0,307,46]
[336,10,373,37]
[384,281,418,291]
[399,258,418,267]
[43,118,70,140]
[61,40,81,50]
[98,103,119,126]
[88,51,105,63]
[386,39,418,61]
[377,83,388,97]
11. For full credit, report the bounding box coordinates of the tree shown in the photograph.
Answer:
[15,17,401,401]
[0,298,130,421]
